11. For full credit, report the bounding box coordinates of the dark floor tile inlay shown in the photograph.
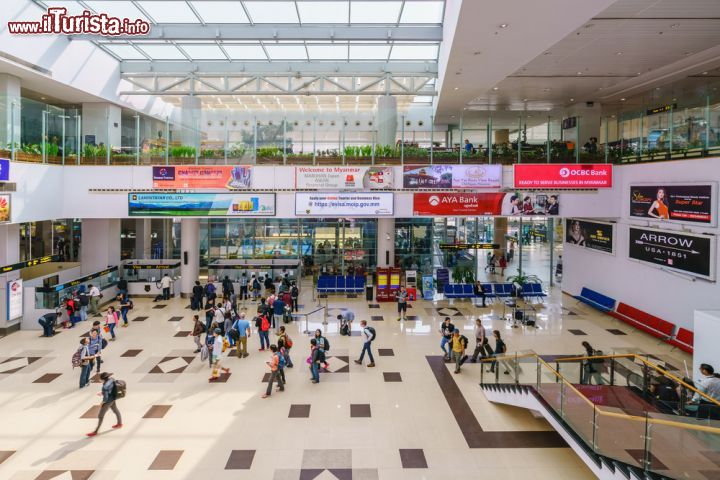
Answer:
[350,404,371,418]
[80,405,101,419]
[225,450,255,470]
[33,373,62,383]
[368,304,380,308]
[426,355,566,449]
[148,450,184,470]
[383,372,402,382]
[0,451,15,465]
[153,304,167,309]
[36,471,94,480]
[132,316,148,322]
[378,348,395,357]
[399,449,428,468]
[121,349,142,357]
[607,328,628,335]
[289,404,311,418]
[568,329,587,336]
[174,331,191,337]
[168,316,183,322]
[371,315,384,321]
[143,405,172,418]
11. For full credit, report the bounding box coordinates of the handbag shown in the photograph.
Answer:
[103,325,110,333]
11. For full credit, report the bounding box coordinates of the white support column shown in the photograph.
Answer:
[180,96,202,151]
[376,96,397,147]
[80,219,121,274]
[180,218,199,296]
[376,218,396,268]
[0,224,21,332]
[0,74,21,150]
[135,218,152,259]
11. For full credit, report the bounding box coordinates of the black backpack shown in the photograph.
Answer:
[365,326,376,342]
[291,286,299,297]
[591,350,604,364]
[113,379,127,399]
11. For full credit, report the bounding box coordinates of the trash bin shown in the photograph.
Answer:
[365,284,374,301]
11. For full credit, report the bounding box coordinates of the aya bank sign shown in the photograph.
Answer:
[514,164,612,188]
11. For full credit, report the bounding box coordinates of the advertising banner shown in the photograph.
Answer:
[403,165,502,188]
[629,184,715,225]
[628,226,714,280]
[152,165,252,189]
[295,166,393,189]
[565,219,614,254]
[7,279,22,321]
[413,192,560,216]
[513,164,613,188]
[0,158,9,181]
[295,192,394,216]
[128,193,276,217]
[0,194,10,223]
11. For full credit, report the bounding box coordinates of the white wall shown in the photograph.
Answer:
[563,157,720,332]
[694,310,720,377]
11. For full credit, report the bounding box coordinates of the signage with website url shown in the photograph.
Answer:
[439,243,499,251]
[0,255,58,274]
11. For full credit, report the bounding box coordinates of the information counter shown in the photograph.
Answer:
[123,260,181,298]
[207,259,302,292]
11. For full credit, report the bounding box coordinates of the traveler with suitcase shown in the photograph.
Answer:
[471,318,490,362]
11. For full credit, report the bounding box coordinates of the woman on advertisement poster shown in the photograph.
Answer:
[567,220,586,246]
[647,188,670,220]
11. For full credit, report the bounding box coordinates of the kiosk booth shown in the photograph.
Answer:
[123,260,181,297]
[376,267,402,302]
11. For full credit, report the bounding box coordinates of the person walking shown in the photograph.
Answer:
[77,286,89,322]
[118,293,131,327]
[191,314,206,353]
[277,325,293,368]
[471,319,489,363]
[396,286,408,321]
[473,281,486,308]
[88,328,104,375]
[262,344,284,398]
[440,317,455,360]
[450,329,468,374]
[272,295,285,329]
[238,272,248,302]
[86,372,122,437]
[498,255,507,276]
[78,338,96,389]
[314,329,330,371]
[117,277,128,297]
[256,313,270,351]
[309,338,321,383]
[104,306,118,341]
[204,299,216,332]
[354,320,376,367]
[191,281,204,311]
[88,284,101,316]
[160,274,172,300]
[581,341,604,385]
[488,330,511,375]
[264,275,274,296]
[290,283,299,312]
[337,310,354,336]
[233,313,251,358]
[222,275,234,298]
[251,275,261,301]
[209,328,229,381]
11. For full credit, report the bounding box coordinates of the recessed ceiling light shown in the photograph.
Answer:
[611,115,616,118]
[656,87,661,90]
[570,98,574,102]
[615,51,623,56]
[450,115,456,118]
[454,87,459,90]
[620,98,626,101]
[702,71,708,75]
[527,115,532,118]
[672,98,677,101]
[522,98,528,101]
[636,72,641,75]
[40,97,46,100]
[577,71,583,75]
[499,23,509,28]
[670,23,680,28]
[542,88,551,92]
[684,52,692,56]
[492,87,499,91]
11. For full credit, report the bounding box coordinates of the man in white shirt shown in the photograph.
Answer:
[160,274,172,300]
[88,284,101,316]
[353,320,376,368]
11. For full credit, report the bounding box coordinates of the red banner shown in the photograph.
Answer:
[413,193,507,216]
[513,164,612,189]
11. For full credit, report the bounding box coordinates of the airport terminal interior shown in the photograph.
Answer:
[1,1,720,479]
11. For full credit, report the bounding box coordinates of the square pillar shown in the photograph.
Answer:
[80,219,121,274]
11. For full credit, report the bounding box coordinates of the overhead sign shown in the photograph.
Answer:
[0,255,58,274]
[295,192,394,216]
[561,117,577,130]
[439,243,499,251]
[628,227,714,280]
[124,262,181,270]
[0,158,9,181]
[413,192,560,216]
[629,184,715,226]
[128,193,276,217]
[0,194,10,223]
[36,266,119,293]
[565,219,614,254]
[152,165,252,190]
[403,165,502,189]
[295,166,393,189]
[7,279,22,321]
[513,164,613,189]
[646,103,676,116]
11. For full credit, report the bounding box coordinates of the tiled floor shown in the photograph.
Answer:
[0,275,692,479]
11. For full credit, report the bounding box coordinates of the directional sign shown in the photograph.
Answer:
[439,243,499,251]
[0,255,58,274]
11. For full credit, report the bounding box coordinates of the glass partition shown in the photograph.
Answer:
[34,267,119,310]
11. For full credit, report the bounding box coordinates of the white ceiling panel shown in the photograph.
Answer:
[350,1,402,23]
[307,44,349,60]
[244,1,299,23]
[390,44,439,60]
[101,43,147,59]
[136,44,187,59]
[264,44,308,60]
[297,1,349,23]
[179,44,228,59]
[137,1,200,23]
[190,1,250,23]
[400,1,445,23]
[84,1,149,21]
[223,44,268,60]
[349,44,391,60]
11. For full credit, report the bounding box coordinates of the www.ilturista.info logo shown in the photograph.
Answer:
[8,8,150,36]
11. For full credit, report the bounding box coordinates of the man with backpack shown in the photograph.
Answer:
[440,317,455,360]
[290,283,299,312]
[314,329,330,371]
[86,372,123,437]
[354,320,376,368]
[77,286,89,322]
[222,276,234,298]
[581,341,605,385]
[264,275,274,295]
[191,281,204,311]
[191,315,206,353]
[337,311,354,336]
[205,280,217,305]
[251,275,261,301]
[262,344,285,398]
[256,313,270,351]
[76,338,96,389]
[450,329,468,374]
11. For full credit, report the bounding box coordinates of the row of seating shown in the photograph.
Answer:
[574,287,694,354]
[316,275,366,293]
[443,283,547,302]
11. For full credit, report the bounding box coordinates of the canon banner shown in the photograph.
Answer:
[403,165,502,188]
[128,193,275,217]
[295,166,392,189]
[513,164,612,188]
[628,227,714,280]
[629,184,715,225]
[565,219,614,254]
[152,165,252,189]
[413,192,560,216]
[295,192,394,216]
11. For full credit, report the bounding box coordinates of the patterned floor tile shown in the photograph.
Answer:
[350,404,371,418]
[33,373,62,383]
[143,405,172,418]
[399,449,428,468]
[168,316,183,322]
[132,316,148,322]
[148,450,183,470]
[226,450,255,470]
[568,329,587,335]
[377,349,394,357]
[121,349,142,357]
[370,316,384,321]
[289,404,311,418]
[607,329,628,335]
[173,331,191,337]
[383,372,402,382]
